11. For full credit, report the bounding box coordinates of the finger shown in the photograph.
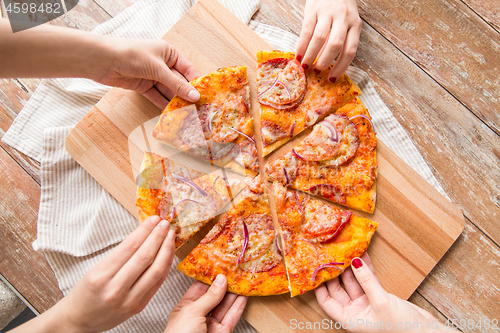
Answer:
[95,215,161,277]
[314,284,344,321]
[340,267,364,300]
[142,86,170,109]
[155,69,186,100]
[220,296,248,330]
[113,220,171,289]
[295,11,317,62]
[302,16,333,69]
[129,229,176,300]
[360,252,377,275]
[189,274,227,316]
[327,20,361,81]
[210,292,238,322]
[314,22,348,71]
[325,277,351,306]
[162,47,200,102]
[350,257,387,305]
[170,52,200,82]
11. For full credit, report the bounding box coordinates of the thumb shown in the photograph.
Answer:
[351,257,387,305]
[190,274,227,315]
[156,64,200,103]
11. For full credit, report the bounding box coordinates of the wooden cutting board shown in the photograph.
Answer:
[65,0,465,331]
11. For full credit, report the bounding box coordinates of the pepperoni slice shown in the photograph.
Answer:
[260,120,290,145]
[302,201,342,243]
[258,58,306,108]
[294,114,359,163]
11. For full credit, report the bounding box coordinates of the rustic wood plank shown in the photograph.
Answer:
[417,220,500,331]
[91,0,137,18]
[0,145,63,312]
[357,0,500,137]
[49,0,111,30]
[461,0,500,32]
[0,78,42,183]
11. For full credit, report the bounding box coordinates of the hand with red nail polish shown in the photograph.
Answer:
[315,253,455,332]
[295,0,362,81]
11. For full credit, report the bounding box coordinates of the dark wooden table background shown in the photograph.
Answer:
[1,0,499,331]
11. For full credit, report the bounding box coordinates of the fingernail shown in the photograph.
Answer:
[352,258,363,269]
[150,215,161,225]
[302,63,309,70]
[159,220,169,229]
[187,89,200,102]
[167,229,175,239]
[296,55,303,62]
[213,274,225,286]
[329,77,337,83]
[314,69,321,75]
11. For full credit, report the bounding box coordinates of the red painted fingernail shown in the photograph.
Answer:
[314,69,321,74]
[296,55,303,62]
[302,63,309,70]
[352,258,363,269]
[329,77,337,83]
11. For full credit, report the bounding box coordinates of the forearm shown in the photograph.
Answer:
[9,301,93,333]
[0,18,116,80]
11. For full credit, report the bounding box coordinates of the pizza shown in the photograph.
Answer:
[257,50,362,156]
[152,66,258,176]
[265,97,377,213]
[177,176,289,296]
[139,55,379,297]
[273,182,378,297]
[136,152,242,248]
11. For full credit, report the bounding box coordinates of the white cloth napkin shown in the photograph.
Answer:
[2,1,448,332]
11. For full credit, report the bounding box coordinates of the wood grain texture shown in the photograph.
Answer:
[0,146,63,312]
[461,0,500,32]
[65,1,464,331]
[357,0,500,137]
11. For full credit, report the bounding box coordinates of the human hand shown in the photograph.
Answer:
[97,38,200,109]
[296,0,362,82]
[50,215,176,333]
[315,253,453,332]
[165,275,248,333]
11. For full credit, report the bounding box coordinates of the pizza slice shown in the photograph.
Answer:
[265,97,377,213]
[257,50,362,156]
[177,176,289,296]
[273,182,378,297]
[153,66,258,176]
[136,152,242,248]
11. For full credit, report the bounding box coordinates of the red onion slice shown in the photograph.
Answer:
[289,121,296,138]
[236,222,249,266]
[171,173,208,196]
[292,149,305,160]
[329,211,352,239]
[171,198,201,220]
[208,111,217,132]
[275,234,282,256]
[320,121,338,142]
[213,176,222,197]
[283,168,290,185]
[349,115,375,131]
[276,80,292,101]
[228,127,256,143]
[312,262,344,282]
[257,78,279,98]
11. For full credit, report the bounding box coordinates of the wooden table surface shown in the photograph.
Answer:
[1,0,499,330]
